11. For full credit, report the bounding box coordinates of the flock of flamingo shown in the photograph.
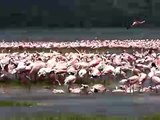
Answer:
[0,39,160,50]
[0,39,160,95]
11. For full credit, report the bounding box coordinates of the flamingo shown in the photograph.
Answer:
[150,76,160,93]
[119,74,140,93]
[68,84,90,94]
[147,63,160,93]
[78,69,88,78]
[64,75,77,92]
[52,89,65,94]
[127,20,145,29]
[112,85,126,93]
[90,84,107,93]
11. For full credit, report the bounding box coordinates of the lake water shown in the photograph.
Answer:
[0,28,160,41]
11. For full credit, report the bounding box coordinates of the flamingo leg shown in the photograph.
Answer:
[155,84,159,93]
[133,84,134,94]
[25,75,32,93]
[150,78,153,91]
[55,73,61,86]
[67,84,71,93]
[129,81,131,94]
[102,75,106,86]
[156,86,158,93]
[139,83,143,93]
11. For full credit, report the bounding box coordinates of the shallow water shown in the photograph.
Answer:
[0,88,160,119]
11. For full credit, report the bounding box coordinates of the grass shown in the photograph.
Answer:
[5,113,160,120]
[6,114,132,120]
[143,113,160,120]
[1,79,53,88]
[0,100,37,107]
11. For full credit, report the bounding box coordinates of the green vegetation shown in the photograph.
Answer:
[5,113,160,120]
[143,113,160,120]
[0,0,126,28]
[0,100,37,107]
[0,0,153,28]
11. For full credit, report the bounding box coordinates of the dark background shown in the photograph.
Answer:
[0,0,158,28]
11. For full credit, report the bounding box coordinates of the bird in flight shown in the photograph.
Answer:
[127,20,145,29]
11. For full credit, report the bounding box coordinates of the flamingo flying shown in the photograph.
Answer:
[127,20,145,29]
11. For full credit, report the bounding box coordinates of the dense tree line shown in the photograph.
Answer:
[0,0,154,28]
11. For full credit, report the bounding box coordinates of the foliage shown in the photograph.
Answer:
[0,100,37,107]
[0,0,130,28]
[6,113,160,120]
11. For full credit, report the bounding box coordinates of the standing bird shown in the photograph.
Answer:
[127,19,145,29]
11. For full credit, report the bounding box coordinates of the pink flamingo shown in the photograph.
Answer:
[127,20,145,29]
